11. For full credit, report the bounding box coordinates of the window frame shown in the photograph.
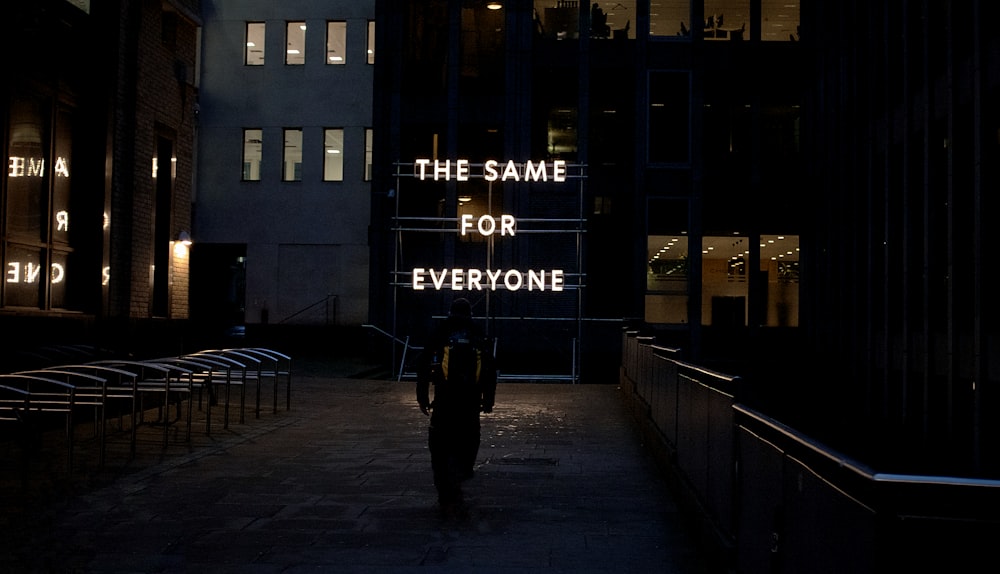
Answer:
[245,22,265,66]
[286,21,306,66]
[323,128,345,182]
[326,21,347,65]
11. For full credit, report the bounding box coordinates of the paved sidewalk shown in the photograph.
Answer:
[1,359,712,573]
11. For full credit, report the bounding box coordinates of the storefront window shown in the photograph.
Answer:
[6,96,48,241]
[4,95,83,311]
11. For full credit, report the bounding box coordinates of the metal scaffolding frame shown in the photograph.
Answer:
[389,161,588,382]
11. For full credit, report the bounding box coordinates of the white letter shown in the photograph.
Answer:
[460,214,474,236]
[486,269,502,290]
[528,270,545,291]
[484,160,499,181]
[451,269,464,290]
[551,269,564,291]
[433,159,450,181]
[412,268,426,290]
[102,266,111,286]
[54,157,70,178]
[7,262,19,283]
[51,263,65,284]
[27,158,44,177]
[468,269,483,290]
[415,159,430,180]
[25,262,41,284]
[524,160,546,182]
[503,269,523,290]
[429,268,447,290]
[9,157,24,177]
[553,160,567,182]
[456,159,470,181]
[477,215,496,236]
[501,160,520,182]
[56,210,69,232]
[501,214,516,236]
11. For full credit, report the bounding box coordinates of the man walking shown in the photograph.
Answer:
[417,298,497,516]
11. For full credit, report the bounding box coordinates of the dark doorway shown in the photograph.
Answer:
[190,243,247,346]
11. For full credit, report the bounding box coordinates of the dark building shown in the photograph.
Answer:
[371,0,999,478]
[370,1,803,382]
[2,0,201,362]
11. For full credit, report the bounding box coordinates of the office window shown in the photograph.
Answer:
[704,0,749,40]
[702,234,748,326]
[245,22,265,65]
[286,21,306,65]
[649,0,690,38]
[760,235,799,326]
[242,129,262,181]
[645,198,690,324]
[648,71,690,164]
[327,21,347,64]
[762,0,799,41]
[367,21,376,64]
[323,129,344,181]
[535,0,579,40]
[589,0,634,39]
[364,128,374,181]
[284,129,303,181]
[548,107,578,159]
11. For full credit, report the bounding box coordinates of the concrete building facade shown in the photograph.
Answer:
[192,0,375,340]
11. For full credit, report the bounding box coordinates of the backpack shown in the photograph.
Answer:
[440,329,482,385]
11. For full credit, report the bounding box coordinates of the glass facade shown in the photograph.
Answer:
[4,94,83,311]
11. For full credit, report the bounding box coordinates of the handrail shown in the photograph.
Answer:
[362,324,417,348]
[277,293,338,325]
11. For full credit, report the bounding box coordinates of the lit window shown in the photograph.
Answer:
[284,129,303,181]
[367,20,376,64]
[648,0,689,38]
[704,0,750,41]
[761,0,799,41]
[326,21,346,65]
[245,22,265,65]
[286,21,306,65]
[324,128,344,181]
[702,234,748,327]
[242,129,262,181]
[364,128,374,181]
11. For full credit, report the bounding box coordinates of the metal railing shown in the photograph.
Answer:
[620,329,1000,573]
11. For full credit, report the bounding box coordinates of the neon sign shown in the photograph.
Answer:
[413,268,564,291]
[414,159,567,182]
[405,158,576,292]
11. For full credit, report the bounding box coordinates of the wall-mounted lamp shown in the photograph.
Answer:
[178,231,193,245]
[487,1,502,10]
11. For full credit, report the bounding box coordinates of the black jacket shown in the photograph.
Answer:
[416,315,497,414]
